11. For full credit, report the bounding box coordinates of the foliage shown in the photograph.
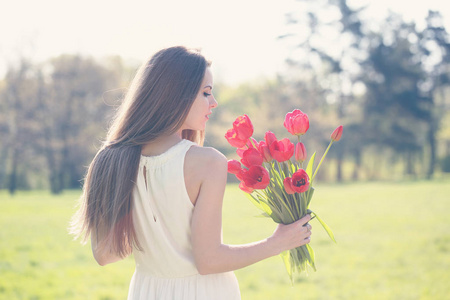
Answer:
[0,56,129,193]
[0,5,450,192]
[1,180,450,299]
[441,155,450,173]
[224,112,341,282]
[282,1,450,180]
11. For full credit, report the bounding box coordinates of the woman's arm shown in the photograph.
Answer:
[190,147,312,275]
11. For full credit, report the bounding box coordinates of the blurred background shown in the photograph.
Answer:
[1,0,449,299]
[1,0,449,192]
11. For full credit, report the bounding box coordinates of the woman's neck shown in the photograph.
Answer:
[141,133,183,156]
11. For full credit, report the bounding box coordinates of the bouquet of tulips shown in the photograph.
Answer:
[225,109,343,283]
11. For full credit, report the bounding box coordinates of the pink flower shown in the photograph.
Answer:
[284,109,309,136]
[233,114,254,140]
[285,169,309,193]
[241,166,270,190]
[236,138,258,158]
[331,125,343,142]
[295,142,307,162]
[241,148,263,168]
[227,160,242,175]
[269,138,295,162]
[235,169,245,181]
[225,128,247,148]
[264,131,277,146]
[283,177,296,194]
[257,140,273,163]
[239,181,254,193]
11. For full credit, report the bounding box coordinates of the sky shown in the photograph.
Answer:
[1,0,449,86]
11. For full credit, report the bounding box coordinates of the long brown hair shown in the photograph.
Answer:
[70,46,209,257]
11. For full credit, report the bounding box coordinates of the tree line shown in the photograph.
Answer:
[0,3,449,194]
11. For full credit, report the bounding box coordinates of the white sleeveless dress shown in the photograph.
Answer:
[128,139,241,300]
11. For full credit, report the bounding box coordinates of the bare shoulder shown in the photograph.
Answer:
[185,146,227,171]
[184,145,228,204]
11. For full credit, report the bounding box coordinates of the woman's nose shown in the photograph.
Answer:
[210,95,218,108]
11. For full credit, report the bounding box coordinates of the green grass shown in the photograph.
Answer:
[1,180,450,299]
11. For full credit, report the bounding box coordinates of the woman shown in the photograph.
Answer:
[71,46,312,299]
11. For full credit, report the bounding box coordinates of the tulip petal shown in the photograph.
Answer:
[331,125,343,142]
[283,177,296,194]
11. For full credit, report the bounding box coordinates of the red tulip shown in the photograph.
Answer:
[269,138,295,162]
[284,109,309,136]
[236,138,258,158]
[290,169,310,193]
[283,177,296,194]
[236,169,245,181]
[264,131,277,146]
[233,114,254,140]
[227,160,242,175]
[247,137,258,148]
[239,181,254,193]
[295,142,307,162]
[257,140,273,163]
[236,148,245,159]
[241,165,270,190]
[225,128,247,148]
[241,148,263,168]
[331,125,343,142]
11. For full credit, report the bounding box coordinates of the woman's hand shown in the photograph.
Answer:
[269,214,312,255]
[189,146,313,275]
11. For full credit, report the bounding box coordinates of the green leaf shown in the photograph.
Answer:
[306,187,315,207]
[262,201,284,223]
[280,250,293,285]
[245,193,262,210]
[258,199,273,215]
[306,187,315,202]
[288,160,296,173]
[311,210,337,243]
[306,244,317,271]
[255,212,270,218]
[305,152,316,179]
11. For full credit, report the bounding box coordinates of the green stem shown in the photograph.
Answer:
[294,192,302,218]
[271,188,296,222]
[276,161,284,178]
[311,140,334,184]
[249,137,257,148]
[296,135,304,169]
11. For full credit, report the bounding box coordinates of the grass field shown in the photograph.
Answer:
[1,179,449,299]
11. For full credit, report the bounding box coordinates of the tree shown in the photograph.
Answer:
[0,60,42,193]
[418,11,450,178]
[0,55,125,193]
[281,0,368,181]
[361,12,450,178]
[40,55,122,193]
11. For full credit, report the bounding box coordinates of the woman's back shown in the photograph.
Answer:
[73,47,312,300]
[128,139,240,299]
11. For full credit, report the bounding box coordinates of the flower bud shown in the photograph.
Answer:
[331,125,343,142]
[295,142,307,162]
